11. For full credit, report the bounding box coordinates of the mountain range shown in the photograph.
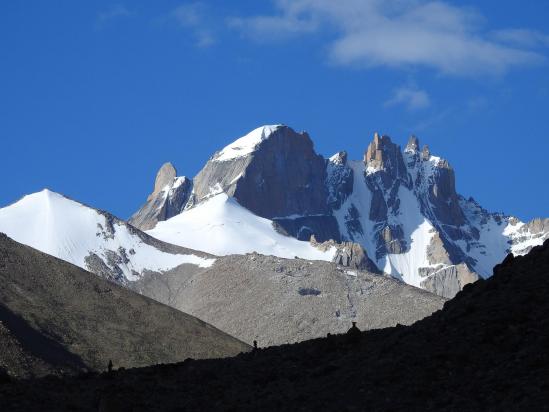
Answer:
[130,125,548,297]
[0,123,547,378]
[1,124,547,300]
[0,192,444,347]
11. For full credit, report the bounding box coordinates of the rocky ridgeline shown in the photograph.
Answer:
[130,125,549,298]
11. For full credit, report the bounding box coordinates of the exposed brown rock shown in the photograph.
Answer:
[149,162,177,201]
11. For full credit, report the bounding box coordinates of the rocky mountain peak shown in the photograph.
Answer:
[364,133,403,167]
[405,135,420,153]
[149,162,177,201]
[329,151,348,165]
[364,133,408,189]
[130,162,192,231]
[421,145,431,160]
[190,125,328,219]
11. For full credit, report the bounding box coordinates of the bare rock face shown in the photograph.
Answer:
[420,263,479,299]
[364,133,408,187]
[326,151,354,210]
[331,242,380,273]
[231,126,329,218]
[150,163,177,201]
[427,159,466,228]
[426,232,453,266]
[129,164,192,231]
[189,125,340,242]
[272,216,341,243]
[311,236,379,273]
[191,125,329,218]
[362,134,409,259]
[380,225,406,255]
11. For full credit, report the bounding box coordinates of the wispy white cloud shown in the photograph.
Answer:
[491,29,549,49]
[228,0,547,76]
[227,15,318,41]
[385,86,431,111]
[172,3,215,47]
[96,5,131,28]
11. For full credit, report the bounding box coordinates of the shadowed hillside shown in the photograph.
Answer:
[1,239,548,410]
[0,234,249,378]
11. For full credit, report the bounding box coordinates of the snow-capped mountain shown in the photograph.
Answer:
[131,125,549,297]
[0,189,215,283]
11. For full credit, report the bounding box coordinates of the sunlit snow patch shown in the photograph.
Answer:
[212,125,282,162]
[147,193,336,261]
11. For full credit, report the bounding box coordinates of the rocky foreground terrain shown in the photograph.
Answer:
[133,252,445,346]
[1,240,547,411]
[0,234,248,378]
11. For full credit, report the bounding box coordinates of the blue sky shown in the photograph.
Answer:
[1,1,548,221]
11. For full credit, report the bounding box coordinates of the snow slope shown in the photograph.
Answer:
[212,125,282,162]
[0,190,214,281]
[380,187,437,288]
[148,193,336,261]
[332,161,437,287]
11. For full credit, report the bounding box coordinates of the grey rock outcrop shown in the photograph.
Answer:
[331,241,379,273]
[192,125,330,219]
[364,133,408,186]
[129,163,192,231]
[420,263,479,299]
[151,162,177,200]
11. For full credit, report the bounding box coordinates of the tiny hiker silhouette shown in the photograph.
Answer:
[253,340,258,351]
[107,360,113,373]
[347,321,361,344]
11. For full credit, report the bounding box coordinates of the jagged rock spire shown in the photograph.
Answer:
[130,162,192,230]
[363,132,408,186]
[406,135,420,153]
[150,162,177,201]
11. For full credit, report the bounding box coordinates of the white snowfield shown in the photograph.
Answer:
[0,190,215,281]
[212,125,282,162]
[148,193,336,261]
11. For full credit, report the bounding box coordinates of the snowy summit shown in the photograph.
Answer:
[213,125,283,162]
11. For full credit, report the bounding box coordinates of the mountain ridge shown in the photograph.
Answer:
[131,125,549,297]
[0,233,249,378]
[0,189,215,284]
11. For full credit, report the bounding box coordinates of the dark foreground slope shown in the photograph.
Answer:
[0,234,249,378]
[1,239,549,411]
